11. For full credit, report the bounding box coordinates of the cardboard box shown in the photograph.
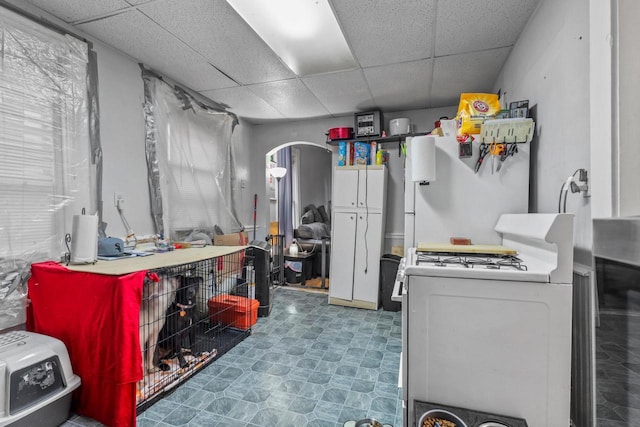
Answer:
[213,231,248,278]
[213,231,249,246]
[208,294,259,330]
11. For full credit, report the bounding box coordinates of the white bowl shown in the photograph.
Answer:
[389,118,411,135]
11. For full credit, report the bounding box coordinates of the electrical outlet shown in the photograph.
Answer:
[579,169,588,182]
[114,192,124,208]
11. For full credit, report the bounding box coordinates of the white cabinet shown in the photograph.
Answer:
[329,165,387,310]
[333,167,385,211]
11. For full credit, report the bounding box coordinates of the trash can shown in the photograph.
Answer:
[284,260,303,284]
[380,254,402,312]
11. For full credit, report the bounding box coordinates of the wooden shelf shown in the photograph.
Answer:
[325,132,430,146]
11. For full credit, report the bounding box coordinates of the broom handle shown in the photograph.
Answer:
[253,194,257,241]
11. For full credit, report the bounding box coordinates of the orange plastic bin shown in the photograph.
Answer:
[208,294,259,330]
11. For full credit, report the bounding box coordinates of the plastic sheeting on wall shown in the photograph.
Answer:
[142,69,242,242]
[0,6,97,330]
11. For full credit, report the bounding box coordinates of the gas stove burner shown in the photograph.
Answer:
[466,254,527,271]
[416,252,528,271]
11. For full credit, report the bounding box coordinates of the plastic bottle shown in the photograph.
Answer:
[376,149,383,165]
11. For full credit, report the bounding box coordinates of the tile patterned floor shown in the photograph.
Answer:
[62,287,403,427]
[596,311,640,427]
[595,260,640,427]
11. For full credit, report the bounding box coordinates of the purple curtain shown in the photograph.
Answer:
[277,147,293,246]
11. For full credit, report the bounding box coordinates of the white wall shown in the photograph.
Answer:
[589,0,613,220]
[493,0,592,263]
[229,119,254,233]
[617,0,640,217]
[94,42,152,238]
[249,106,458,250]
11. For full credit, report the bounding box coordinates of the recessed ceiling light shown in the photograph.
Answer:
[227,0,357,76]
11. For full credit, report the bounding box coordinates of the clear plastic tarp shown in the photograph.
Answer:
[0,7,95,329]
[142,70,241,242]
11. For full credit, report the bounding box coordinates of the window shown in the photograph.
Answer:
[142,73,240,241]
[0,7,92,261]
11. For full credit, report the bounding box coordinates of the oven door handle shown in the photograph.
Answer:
[391,258,405,303]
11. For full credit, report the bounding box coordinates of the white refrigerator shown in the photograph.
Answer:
[404,121,531,250]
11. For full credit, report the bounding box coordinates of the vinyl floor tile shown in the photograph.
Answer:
[62,288,402,427]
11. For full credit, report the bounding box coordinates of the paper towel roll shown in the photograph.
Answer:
[411,135,437,182]
[70,214,98,264]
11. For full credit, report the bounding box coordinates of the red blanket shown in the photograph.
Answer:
[27,261,146,427]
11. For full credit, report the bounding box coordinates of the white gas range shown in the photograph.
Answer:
[396,213,574,427]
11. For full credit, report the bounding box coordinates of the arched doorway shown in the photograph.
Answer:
[265,141,332,248]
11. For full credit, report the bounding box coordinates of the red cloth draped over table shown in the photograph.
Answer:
[27,261,146,427]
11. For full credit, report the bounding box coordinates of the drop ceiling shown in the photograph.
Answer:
[19,0,539,124]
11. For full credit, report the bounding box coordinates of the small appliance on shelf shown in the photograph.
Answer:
[354,110,382,137]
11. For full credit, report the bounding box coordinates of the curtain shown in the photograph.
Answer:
[0,6,92,329]
[277,147,293,246]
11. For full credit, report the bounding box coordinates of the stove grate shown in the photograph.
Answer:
[416,252,528,271]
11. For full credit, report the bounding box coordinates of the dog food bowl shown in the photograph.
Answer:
[343,418,392,427]
[418,409,468,427]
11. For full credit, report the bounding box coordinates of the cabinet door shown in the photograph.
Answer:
[353,212,383,305]
[333,169,359,209]
[329,211,357,301]
[357,169,386,210]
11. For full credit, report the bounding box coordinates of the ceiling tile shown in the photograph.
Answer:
[200,86,285,123]
[302,70,376,116]
[77,10,237,91]
[138,0,295,85]
[331,0,435,68]
[25,0,130,23]
[430,48,511,106]
[363,59,432,111]
[247,79,331,119]
[436,0,540,56]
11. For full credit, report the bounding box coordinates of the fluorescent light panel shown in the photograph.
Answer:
[227,0,357,76]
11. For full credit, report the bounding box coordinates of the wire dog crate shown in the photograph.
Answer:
[137,249,255,411]
[27,247,254,426]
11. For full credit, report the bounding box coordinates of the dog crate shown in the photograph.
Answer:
[137,249,252,411]
[27,246,252,427]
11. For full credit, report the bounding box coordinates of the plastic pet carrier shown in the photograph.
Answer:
[0,331,81,427]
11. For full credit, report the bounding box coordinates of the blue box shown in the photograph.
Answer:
[337,141,347,166]
[353,142,370,165]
